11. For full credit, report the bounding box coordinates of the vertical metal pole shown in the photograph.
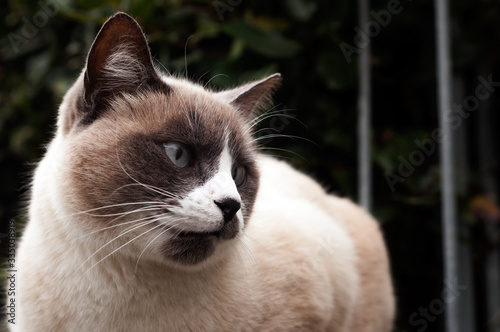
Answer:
[358,0,372,211]
[435,0,459,330]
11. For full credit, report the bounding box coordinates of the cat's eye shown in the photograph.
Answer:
[232,165,246,187]
[163,142,191,168]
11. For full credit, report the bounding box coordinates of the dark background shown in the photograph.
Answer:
[1,0,500,331]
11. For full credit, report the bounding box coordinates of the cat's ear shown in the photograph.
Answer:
[81,12,167,125]
[217,73,281,120]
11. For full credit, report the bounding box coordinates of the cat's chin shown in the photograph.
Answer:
[161,223,240,266]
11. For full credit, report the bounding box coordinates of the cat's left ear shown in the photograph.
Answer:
[217,73,281,120]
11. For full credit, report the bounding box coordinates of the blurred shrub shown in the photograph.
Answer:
[1,0,500,331]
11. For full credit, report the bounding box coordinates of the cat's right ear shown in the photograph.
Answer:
[216,74,281,121]
[77,12,168,127]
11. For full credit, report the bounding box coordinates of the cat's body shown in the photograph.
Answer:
[11,13,394,331]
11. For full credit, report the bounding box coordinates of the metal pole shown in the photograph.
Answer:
[358,0,372,211]
[435,0,459,330]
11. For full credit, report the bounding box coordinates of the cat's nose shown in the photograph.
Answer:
[214,198,241,223]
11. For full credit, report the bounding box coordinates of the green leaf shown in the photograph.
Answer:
[315,51,356,90]
[26,50,52,85]
[285,0,317,22]
[221,21,300,58]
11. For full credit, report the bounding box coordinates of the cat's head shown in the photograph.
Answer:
[55,13,280,268]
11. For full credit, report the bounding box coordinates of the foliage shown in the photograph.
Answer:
[1,0,500,331]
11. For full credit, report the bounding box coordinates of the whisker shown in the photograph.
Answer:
[197,69,212,85]
[252,127,280,135]
[184,35,194,79]
[133,221,185,272]
[73,203,168,217]
[249,112,296,130]
[79,206,167,220]
[108,217,159,236]
[238,234,257,267]
[99,210,190,235]
[248,107,294,124]
[134,224,170,272]
[81,213,170,238]
[85,221,167,273]
[252,134,317,146]
[246,108,284,131]
[245,108,308,138]
[204,73,229,89]
[115,148,180,199]
[135,183,179,198]
[170,224,189,239]
[78,217,160,271]
[111,183,179,198]
[255,147,308,161]
[92,206,174,233]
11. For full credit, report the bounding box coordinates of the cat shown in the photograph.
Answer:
[10,12,394,331]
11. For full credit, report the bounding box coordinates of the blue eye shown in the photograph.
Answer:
[232,165,246,187]
[163,142,191,168]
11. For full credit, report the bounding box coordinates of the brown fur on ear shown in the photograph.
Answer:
[217,73,282,120]
[81,12,168,126]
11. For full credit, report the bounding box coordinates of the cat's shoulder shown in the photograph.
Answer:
[255,153,381,227]
[251,154,358,252]
[255,154,327,199]
[252,153,385,254]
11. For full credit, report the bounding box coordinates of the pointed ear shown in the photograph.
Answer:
[81,12,168,125]
[217,73,281,120]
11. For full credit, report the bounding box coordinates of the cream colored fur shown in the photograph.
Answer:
[11,75,394,331]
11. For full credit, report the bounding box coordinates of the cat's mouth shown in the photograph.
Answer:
[164,223,239,264]
[176,229,221,239]
[170,221,239,241]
